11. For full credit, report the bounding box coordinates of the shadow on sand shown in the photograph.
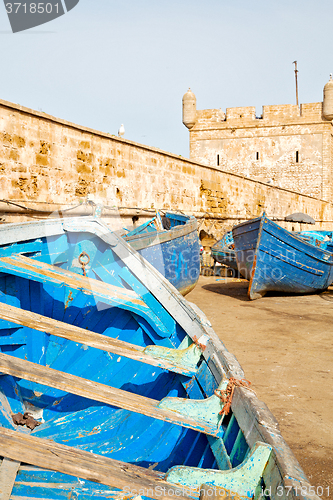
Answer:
[202,279,249,302]
[202,278,328,303]
[319,286,333,302]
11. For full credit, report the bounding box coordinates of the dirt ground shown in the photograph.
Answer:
[187,275,333,493]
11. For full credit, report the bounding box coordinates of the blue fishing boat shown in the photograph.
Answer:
[0,217,319,500]
[124,212,200,296]
[297,230,333,251]
[232,215,333,300]
[211,231,238,273]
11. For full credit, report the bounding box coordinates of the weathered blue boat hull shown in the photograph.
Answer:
[125,213,200,296]
[0,220,222,485]
[0,218,320,500]
[232,216,333,300]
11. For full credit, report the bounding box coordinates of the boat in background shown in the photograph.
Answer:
[232,215,333,300]
[297,230,333,251]
[124,212,200,295]
[211,231,238,275]
[0,217,320,500]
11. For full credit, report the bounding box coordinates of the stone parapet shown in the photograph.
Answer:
[0,97,333,241]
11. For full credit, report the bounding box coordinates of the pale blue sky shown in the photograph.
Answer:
[0,0,332,156]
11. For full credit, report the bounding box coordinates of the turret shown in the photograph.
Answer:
[182,88,197,129]
[323,74,333,120]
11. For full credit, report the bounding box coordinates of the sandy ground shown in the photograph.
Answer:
[187,275,333,493]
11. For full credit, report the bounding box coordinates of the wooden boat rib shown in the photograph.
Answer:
[0,302,200,376]
[0,217,319,500]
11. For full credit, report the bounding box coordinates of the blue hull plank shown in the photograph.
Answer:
[232,215,333,300]
[124,212,200,296]
[0,217,321,500]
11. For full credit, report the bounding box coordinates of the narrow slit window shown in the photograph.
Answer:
[296,151,299,163]
[256,152,260,160]
[217,154,220,166]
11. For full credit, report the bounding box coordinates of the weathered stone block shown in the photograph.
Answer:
[36,154,48,166]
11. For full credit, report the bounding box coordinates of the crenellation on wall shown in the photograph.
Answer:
[226,106,256,121]
[194,103,327,129]
[262,104,300,120]
[300,102,323,119]
[196,109,226,125]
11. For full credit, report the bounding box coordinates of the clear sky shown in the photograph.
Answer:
[0,0,332,157]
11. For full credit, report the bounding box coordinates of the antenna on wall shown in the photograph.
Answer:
[293,61,299,106]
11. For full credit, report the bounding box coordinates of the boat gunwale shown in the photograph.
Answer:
[262,219,333,262]
[233,216,333,261]
[196,319,317,499]
[124,218,198,251]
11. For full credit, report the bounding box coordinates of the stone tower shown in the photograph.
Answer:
[182,88,197,129]
[323,74,333,120]
[183,79,333,202]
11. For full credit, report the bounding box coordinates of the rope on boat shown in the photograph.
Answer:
[215,377,253,416]
[192,335,209,351]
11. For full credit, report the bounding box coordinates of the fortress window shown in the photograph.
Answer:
[256,152,260,160]
[217,154,220,166]
[296,151,299,163]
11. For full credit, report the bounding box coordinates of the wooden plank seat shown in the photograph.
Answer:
[0,427,270,500]
[0,458,21,500]
[0,353,226,437]
[0,255,172,337]
[0,427,197,500]
[0,302,203,376]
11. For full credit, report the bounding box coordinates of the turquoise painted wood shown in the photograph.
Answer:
[165,442,272,498]
[144,341,205,373]
[158,379,229,428]
[0,218,320,500]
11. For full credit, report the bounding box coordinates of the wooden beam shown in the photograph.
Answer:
[0,254,139,304]
[0,353,222,437]
[0,302,196,376]
[0,255,171,336]
[0,427,197,500]
[0,458,20,500]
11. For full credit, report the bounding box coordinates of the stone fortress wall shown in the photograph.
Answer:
[183,77,333,206]
[0,97,333,245]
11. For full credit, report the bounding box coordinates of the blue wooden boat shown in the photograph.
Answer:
[232,215,333,300]
[211,232,238,273]
[297,230,333,251]
[124,212,200,296]
[0,217,319,500]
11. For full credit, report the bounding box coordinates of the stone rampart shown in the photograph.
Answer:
[0,98,333,243]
